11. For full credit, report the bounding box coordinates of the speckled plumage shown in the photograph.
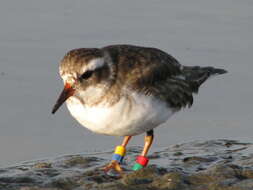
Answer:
[56,44,227,136]
[60,44,226,109]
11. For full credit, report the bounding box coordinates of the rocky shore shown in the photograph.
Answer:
[1,139,252,190]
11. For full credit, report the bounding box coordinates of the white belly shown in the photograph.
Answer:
[66,93,174,136]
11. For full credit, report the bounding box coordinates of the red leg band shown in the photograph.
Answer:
[136,155,149,167]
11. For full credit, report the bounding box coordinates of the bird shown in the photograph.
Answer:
[52,44,227,173]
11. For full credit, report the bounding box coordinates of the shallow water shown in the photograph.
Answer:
[1,140,253,190]
[0,0,252,167]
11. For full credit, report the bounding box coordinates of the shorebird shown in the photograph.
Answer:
[52,44,227,173]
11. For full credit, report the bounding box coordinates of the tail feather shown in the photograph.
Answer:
[182,66,227,93]
[202,66,227,75]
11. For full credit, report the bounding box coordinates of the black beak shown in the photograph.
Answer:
[52,83,75,114]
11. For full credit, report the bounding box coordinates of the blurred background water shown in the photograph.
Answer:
[0,0,252,167]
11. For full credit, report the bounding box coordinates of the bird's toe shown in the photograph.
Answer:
[103,160,124,176]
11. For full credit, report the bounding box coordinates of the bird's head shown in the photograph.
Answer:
[52,48,114,114]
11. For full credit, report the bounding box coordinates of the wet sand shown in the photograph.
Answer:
[1,140,253,190]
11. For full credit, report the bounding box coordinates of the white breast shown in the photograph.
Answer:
[66,92,174,136]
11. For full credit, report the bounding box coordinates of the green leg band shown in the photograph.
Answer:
[132,163,143,171]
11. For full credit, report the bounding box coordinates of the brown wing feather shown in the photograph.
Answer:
[102,45,194,109]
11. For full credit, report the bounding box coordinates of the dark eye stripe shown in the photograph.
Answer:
[80,70,93,80]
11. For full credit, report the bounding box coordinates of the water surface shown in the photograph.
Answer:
[0,0,252,166]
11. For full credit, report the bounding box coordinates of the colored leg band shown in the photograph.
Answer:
[136,155,149,167]
[132,163,143,171]
[112,146,126,163]
[114,146,126,156]
[132,156,149,171]
[112,153,124,163]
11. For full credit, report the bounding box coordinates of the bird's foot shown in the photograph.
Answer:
[103,160,123,176]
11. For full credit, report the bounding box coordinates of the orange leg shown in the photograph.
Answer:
[141,130,154,157]
[121,135,132,147]
[132,130,154,171]
[103,136,132,173]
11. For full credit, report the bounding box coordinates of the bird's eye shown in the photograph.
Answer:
[80,70,93,80]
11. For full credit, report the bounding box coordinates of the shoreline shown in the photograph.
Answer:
[1,139,252,190]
